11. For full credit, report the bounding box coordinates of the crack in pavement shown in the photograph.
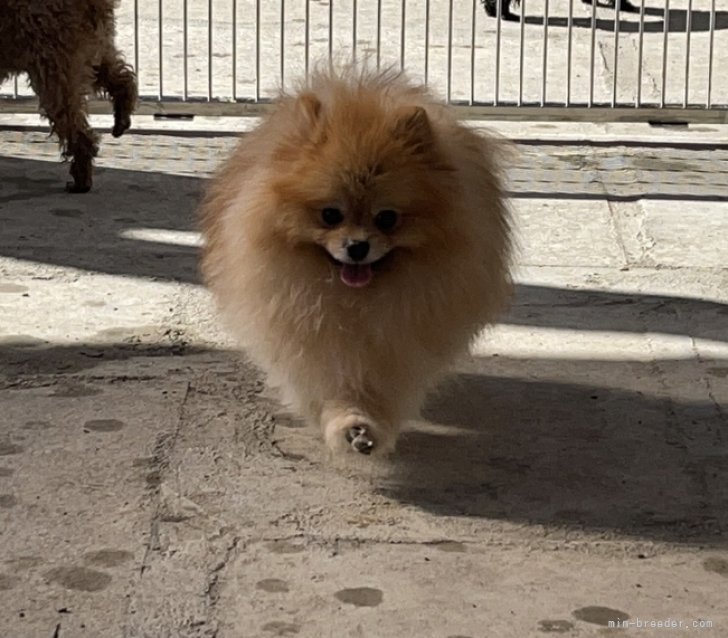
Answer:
[139,380,192,577]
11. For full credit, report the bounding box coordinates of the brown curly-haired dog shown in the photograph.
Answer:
[0,0,137,192]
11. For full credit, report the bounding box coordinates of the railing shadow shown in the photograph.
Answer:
[1,152,726,343]
[521,8,728,33]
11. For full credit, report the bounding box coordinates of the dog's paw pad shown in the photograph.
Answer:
[345,424,375,455]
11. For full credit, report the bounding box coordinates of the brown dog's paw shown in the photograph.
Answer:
[65,180,92,194]
[112,115,131,138]
[67,152,94,193]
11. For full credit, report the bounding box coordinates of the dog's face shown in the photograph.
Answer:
[309,200,408,288]
[267,93,457,288]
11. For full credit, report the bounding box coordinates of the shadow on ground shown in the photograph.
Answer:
[0,156,203,283]
[0,340,214,379]
[1,156,726,343]
[521,7,728,33]
[379,358,727,545]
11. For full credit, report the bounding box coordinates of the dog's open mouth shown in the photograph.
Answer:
[339,263,373,288]
[326,252,392,288]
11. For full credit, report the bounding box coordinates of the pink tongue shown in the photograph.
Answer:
[340,263,373,288]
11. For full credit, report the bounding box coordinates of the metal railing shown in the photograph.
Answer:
[1,0,726,122]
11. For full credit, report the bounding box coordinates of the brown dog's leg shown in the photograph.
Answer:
[65,128,99,193]
[31,67,99,193]
[57,101,99,193]
[95,49,138,138]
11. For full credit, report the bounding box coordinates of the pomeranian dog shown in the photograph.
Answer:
[200,66,512,457]
[0,0,137,192]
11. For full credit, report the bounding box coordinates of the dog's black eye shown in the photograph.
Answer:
[321,207,343,227]
[374,209,398,232]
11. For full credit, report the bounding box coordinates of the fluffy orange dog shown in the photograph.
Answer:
[200,66,512,456]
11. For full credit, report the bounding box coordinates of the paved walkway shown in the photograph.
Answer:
[0,123,727,637]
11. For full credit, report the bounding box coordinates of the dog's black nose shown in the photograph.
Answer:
[346,241,370,262]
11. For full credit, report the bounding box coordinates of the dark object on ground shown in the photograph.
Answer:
[582,0,641,12]
[481,0,521,22]
[482,0,641,20]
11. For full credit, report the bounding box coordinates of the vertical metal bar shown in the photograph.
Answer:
[376,0,382,70]
[13,76,18,98]
[158,0,163,99]
[519,0,525,106]
[589,0,597,107]
[541,0,549,106]
[612,0,620,107]
[255,0,261,100]
[305,0,310,77]
[328,0,333,62]
[470,0,476,106]
[232,0,237,100]
[636,0,645,107]
[280,0,285,87]
[707,0,715,107]
[134,0,139,86]
[447,0,453,103]
[353,0,358,62]
[684,0,692,107]
[183,0,188,100]
[495,0,502,105]
[400,0,406,70]
[207,0,213,101]
[660,0,670,107]
[424,0,430,84]
[566,0,573,106]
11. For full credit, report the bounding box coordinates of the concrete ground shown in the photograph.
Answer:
[1,1,726,636]
[1,120,727,638]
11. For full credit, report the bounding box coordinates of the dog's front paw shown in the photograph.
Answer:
[345,423,375,455]
[323,408,395,457]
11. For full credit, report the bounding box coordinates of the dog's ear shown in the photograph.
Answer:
[393,106,434,154]
[274,92,325,162]
[393,106,453,171]
[295,92,323,129]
